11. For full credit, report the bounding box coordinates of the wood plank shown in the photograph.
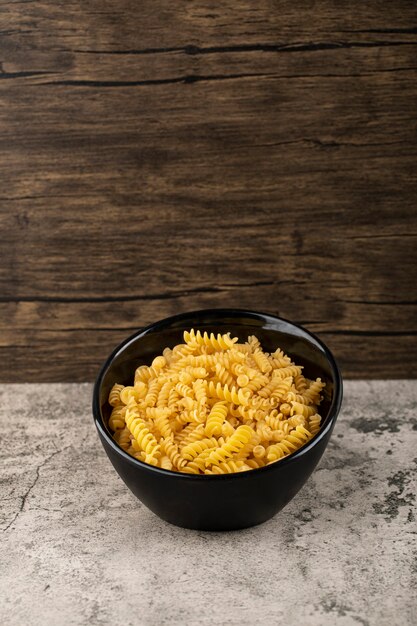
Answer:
[2,328,415,382]
[0,1,416,380]
[1,1,416,56]
[1,286,416,380]
[1,286,416,333]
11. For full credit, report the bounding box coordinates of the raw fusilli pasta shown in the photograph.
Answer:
[107,329,326,474]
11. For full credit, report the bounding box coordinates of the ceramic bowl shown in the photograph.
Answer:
[92,309,343,530]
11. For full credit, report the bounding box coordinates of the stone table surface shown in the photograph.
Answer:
[1,381,416,626]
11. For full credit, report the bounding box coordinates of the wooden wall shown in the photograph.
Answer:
[1,1,416,381]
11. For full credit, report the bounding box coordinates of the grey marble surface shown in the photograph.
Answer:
[1,381,416,626]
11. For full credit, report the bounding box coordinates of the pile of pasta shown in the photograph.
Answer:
[107,330,326,474]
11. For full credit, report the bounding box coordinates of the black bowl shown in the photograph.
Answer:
[92,309,343,531]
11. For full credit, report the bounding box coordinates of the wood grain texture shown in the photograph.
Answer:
[1,1,416,381]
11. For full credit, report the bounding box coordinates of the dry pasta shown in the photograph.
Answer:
[107,329,326,474]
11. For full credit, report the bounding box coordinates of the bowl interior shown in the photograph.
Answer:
[97,310,340,440]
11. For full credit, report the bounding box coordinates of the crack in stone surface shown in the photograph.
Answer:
[2,446,71,532]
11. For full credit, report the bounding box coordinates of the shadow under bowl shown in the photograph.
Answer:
[92,309,343,531]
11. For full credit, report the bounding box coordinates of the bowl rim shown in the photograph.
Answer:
[92,308,343,480]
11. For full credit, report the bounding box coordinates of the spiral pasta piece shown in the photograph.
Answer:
[253,348,272,374]
[109,383,124,407]
[271,376,293,400]
[214,363,235,388]
[269,354,293,368]
[172,343,196,360]
[285,425,313,447]
[184,448,213,473]
[174,422,200,445]
[192,378,207,407]
[285,391,311,404]
[125,405,160,462]
[244,458,266,469]
[264,412,284,431]
[257,379,280,398]
[128,448,146,461]
[120,386,137,405]
[153,407,172,439]
[178,423,206,449]
[207,381,251,406]
[273,365,303,380]
[294,374,308,393]
[243,372,269,392]
[173,412,194,429]
[156,381,172,408]
[247,335,261,351]
[182,353,215,369]
[280,403,292,416]
[181,366,209,379]
[271,347,291,360]
[135,365,159,384]
[160,455,173,471]
[221,420,236,438]
[216,350,246,369]
[181,464,201,474]
[167,387,181,409]
[250,396,275,410]
[256,420,273,440]
[113,426,131,451]
[178,370,193,385]
[184,329,238,351]
[253,445,266,459]
[181,437,220,462]
[236,373,249,387]
[109,405,126,431]
[266,439,298,462]
[304,378,326,404]
[234,342,252,354]
[144,379,161,408]
[207,425,254,465]
[206,459,245,474]
[272,419,293,437]
[266,426,312,462]
[205,401,228,437]
[162,347,173,364]
[308,413,322,435]
[161,438,187,470]
[287,414,307,428]
[151,355,166,371]
[175,382,194,398]
[236,405,256,423]
[290,402,317,419]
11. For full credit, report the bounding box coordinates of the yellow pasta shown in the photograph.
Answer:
[207,425,253,465]
[160,455,173,471]
[184,329,238,351]
[205,401,228,437]
[161,438,187,470]
[153,407,172,439]
[178,423,206,449]
[308,413,322,435]
[206,459,245,474]
[107,329,326,474]
[125,403,161,464]
[113,426,131,451]
[108,405,126,431]
[253,348,272,374]
[207,381,252,406]
[181,437,220,462]
[109,383,124,407]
